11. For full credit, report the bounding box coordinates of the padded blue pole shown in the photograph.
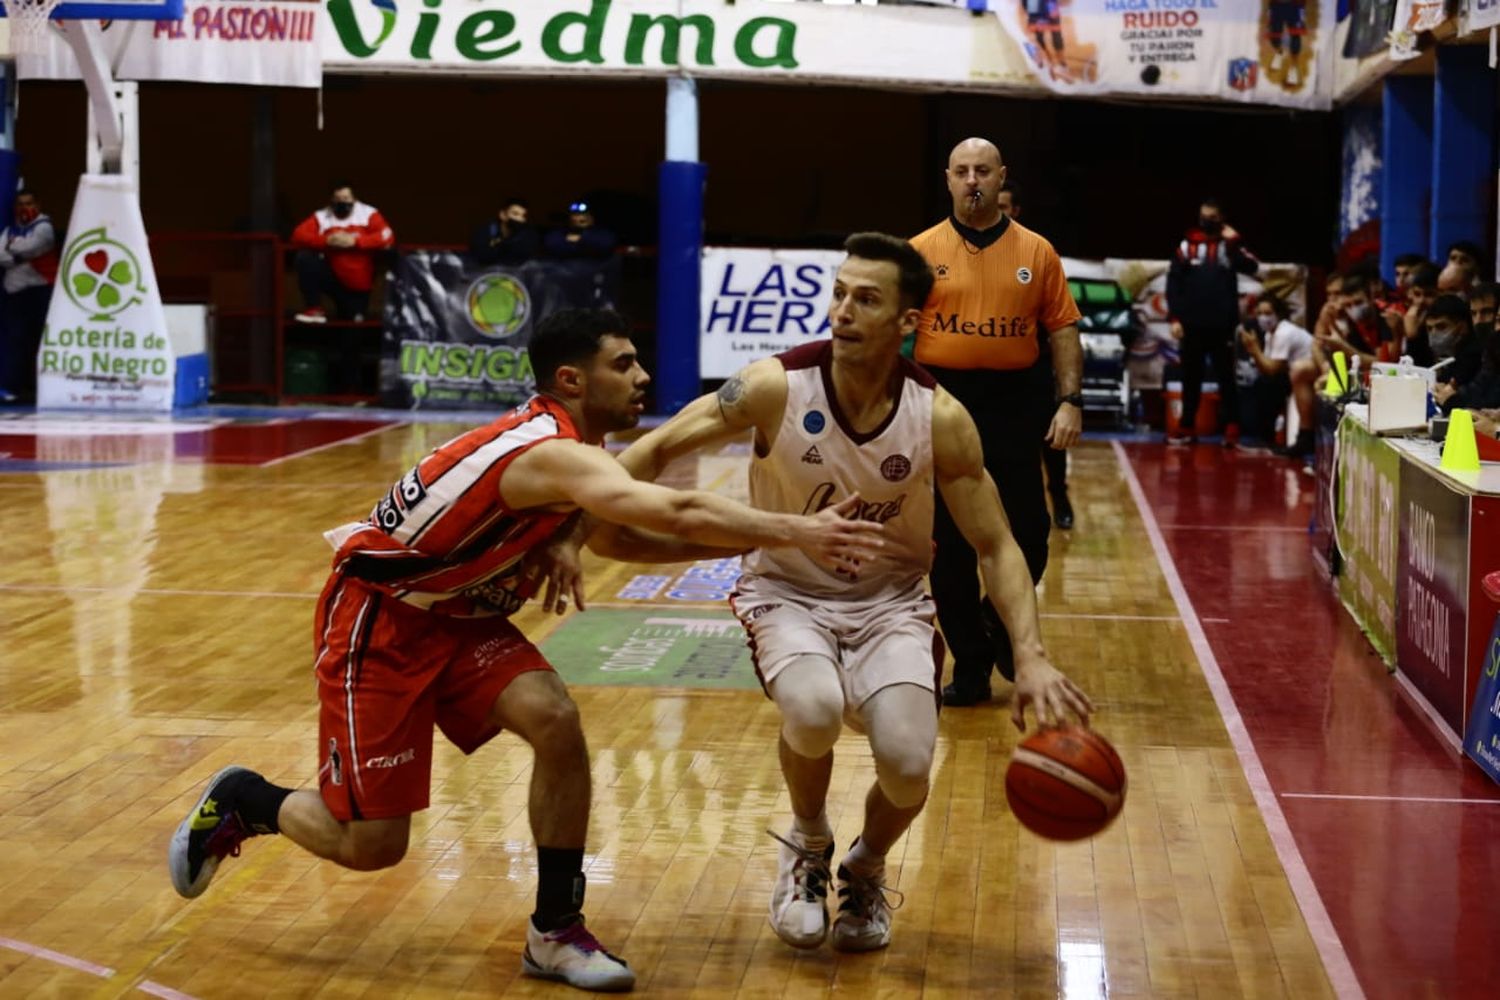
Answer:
[1430,45,1496,268]
[1379,76,1432,283]
[656,159,706,415]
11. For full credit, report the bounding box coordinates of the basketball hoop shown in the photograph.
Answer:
[2,0,63,59]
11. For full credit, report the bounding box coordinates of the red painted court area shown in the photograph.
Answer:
[0,415,395,468]
[1121,442,1500,1000]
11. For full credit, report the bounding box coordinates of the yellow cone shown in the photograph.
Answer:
[1322,351,1349,398]
[1441,409,1481,472]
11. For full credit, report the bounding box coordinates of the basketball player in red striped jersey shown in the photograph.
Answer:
[612,235,1093,953]
[167,309,885,993]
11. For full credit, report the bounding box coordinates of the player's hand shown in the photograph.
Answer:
[798,493,884,575]
[524,532,587,615]
[1169,320,1184,341]
[1220,223,1240,241]
[1011,658,1093,733]
[1432,381,1456,405]
[1237,328,1256,350]
[1045,401,1083,450]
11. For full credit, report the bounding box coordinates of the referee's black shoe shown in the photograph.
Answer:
[941,679,993,707]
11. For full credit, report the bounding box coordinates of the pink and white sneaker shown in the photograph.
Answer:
[522,917,635,992]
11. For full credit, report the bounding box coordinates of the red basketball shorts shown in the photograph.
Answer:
[313,573,552,821]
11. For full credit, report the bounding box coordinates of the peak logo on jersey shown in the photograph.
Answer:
[802,445,823,465]
[365,748,417,769]
[803,410,826,434]
[881,454,911,482]
[1016,267,1033,285]
[931,314,1031,338]
[802,482,907,524]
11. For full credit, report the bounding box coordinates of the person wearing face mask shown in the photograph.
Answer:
[1165,198,1260,447]
[1311,269,1391,381]
[1426,295,1493,411]
[1237,292,1315,454]
[0,189,58,404]
[290,182,396,324]
[470,197,538,268]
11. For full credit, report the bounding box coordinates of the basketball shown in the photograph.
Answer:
[1005,726,1126,841]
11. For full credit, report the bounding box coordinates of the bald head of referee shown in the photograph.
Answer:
[945,138,1008,231]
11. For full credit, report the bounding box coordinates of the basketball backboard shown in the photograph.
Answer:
[0,0,183,18]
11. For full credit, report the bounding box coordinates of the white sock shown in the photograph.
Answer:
[792,811,832,842]
[843,838,885,877]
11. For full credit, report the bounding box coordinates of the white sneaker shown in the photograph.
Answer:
[1286,62,1301,88]
[831,862,903,953]
[768,828,833,948]
[522,918,634,992]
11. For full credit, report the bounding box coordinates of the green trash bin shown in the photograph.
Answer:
[284,348,326,396]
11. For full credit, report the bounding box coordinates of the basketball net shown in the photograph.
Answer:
[2,0,63,59]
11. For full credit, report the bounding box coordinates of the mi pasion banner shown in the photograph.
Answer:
[18,0,321,87]
[382,252,619,410]
[993,0,1335,108]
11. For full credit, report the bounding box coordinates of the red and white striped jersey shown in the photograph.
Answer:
[323,395,579,617]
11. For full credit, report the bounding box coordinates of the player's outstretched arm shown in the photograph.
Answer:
[615,358,788,482]
[932,389,1092,731]
[504,439,883,573]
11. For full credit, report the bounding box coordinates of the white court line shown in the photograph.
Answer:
[1392,669,1464,755]
[1112,441,1365,1000]
[1282,792,1500,804]
[0,934,198,999]
[257,420,407,468]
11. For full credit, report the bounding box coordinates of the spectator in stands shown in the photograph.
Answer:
[1446,240,1485,287]
[1398,263,1441,362]
[1166,197,1260,447]
[544,200,617,261]
[1238,292,1316,455]
[1470,281,1497,334]
[1392,252,1427,294]
[1313,269,1391,371]
[290,182,395,324]
[0,189,58,403]
[470,197,539,267]
[1425,295,1488,410]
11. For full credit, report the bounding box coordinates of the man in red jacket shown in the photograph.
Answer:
[290,182,395,323]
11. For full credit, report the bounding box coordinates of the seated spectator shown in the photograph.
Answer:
[1392,252,1427,294]
[1468,281,1497,334]
[1381,252,1428,327]
[290,181,395,323]
[0,189,57,403]
[1447,240,1485,285]
[1313,269,1391,372]
[470,197,539,267]
[1398,262,1442,363]
[544,200,617,260]
[1238,292,1316,455]
[1425,295,1488,412]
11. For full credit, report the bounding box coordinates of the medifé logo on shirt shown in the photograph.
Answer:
[931,314,1030,338]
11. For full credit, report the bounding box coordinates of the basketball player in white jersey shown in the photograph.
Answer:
[613,234,1093,952]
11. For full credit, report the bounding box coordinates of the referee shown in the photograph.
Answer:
[912,138,1083,707]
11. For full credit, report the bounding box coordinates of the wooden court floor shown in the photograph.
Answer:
[0,421,1336,998]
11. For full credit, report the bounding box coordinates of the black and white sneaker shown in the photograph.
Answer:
[831,861,904,953]
[168,765,258,899]
[767,828,834,948]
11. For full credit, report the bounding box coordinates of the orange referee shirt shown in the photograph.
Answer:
[911,218,1081,371]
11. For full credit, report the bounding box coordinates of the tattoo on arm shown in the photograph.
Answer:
[716,375,746,419]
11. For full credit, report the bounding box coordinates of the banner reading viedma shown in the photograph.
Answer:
[38,176,175,412]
